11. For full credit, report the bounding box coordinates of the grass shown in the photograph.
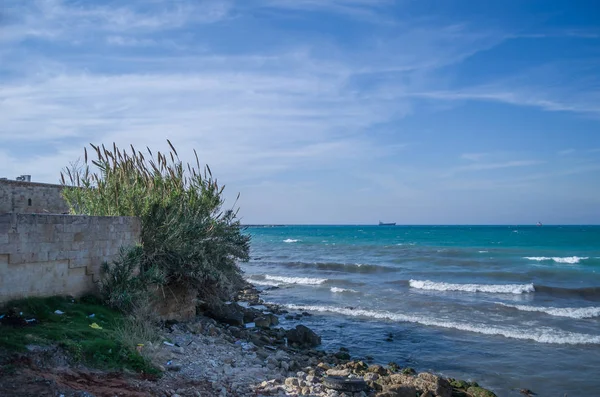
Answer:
[0,295,160,376]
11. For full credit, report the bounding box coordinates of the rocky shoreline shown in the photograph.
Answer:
[144,284,502,397]
[0,284,508,397]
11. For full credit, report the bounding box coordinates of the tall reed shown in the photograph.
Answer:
[61,141,250,305]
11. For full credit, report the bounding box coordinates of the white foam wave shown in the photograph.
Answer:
[283,239,299,243]
[524,256,588,264]
[330,287,358,293]
[248,279,282,287]
[265,275,326,285]
[409,280,535,294]
[279,304,600,345]
[497,303,600,319]
[478,250,489,253]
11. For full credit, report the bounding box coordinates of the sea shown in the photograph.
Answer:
[241,225,600,397]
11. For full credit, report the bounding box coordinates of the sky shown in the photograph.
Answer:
[1,0,599,224]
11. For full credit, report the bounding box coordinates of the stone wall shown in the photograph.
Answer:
[0,213,141,304]
[0,179,69,215]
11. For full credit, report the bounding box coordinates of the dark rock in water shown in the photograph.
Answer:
[334,351,351,360]
[323,376,368,392]
[301,311,312,316]
[286,324,321,347]
[467,386,497,397]
[206,302,245,326]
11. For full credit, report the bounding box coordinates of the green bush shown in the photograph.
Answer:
[61,141,250,309]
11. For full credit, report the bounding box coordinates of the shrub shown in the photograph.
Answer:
[61,141,250,309]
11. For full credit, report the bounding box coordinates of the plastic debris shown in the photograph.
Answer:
[163,341,175,347]
[245,322,256,329]
[25,319,36,323]
[0,315,5,319]
[166,360,173,366]
[88,313,95,318]
[89,322,103,330]
[54,310,65,315]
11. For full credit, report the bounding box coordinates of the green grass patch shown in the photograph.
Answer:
[0,296,160,376]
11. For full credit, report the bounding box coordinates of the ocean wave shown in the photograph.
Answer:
[524,256,589,264]
[283,239,299,243]
[497,303,600,319]
[280,304,600,345]
[330,287,358,293]
[265,275,326,285]
[409,279,535,294]
[247,279,282,287]
[275,261,396,274]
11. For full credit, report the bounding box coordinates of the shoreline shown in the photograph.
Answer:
[0,283,505,397]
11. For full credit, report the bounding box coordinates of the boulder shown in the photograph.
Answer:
[326,369,351,377]
[466,387,497,397]
[286,325,321,347]
[323,376,368,392]
[254,316,271,328]
[206,302,245,326]
[380,385,419,397]
[368,364,387,375]
[418,373,452,397]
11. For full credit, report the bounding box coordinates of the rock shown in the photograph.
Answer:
[318,362,331,370]
[368,364,387,375]
[286,325,321,347]
[301,386,311,395]
[207,302,245,326]
[254,316,271,328]
[334,351,351,360]
[322,376,368,392]
[418,373,452,397]
[401,367,416,375]
[364,373,379,382]
[380,385,419,397]
[168,364,182,371]
[285,377,299,387]
[327,369,351,377]
[450,379,469,390]
[466,387,497,397]
[267,313,279,326]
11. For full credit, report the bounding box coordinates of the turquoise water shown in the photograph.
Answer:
[242,225,600,396]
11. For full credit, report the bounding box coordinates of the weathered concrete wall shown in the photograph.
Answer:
[0,179,69,215]
[0,213,141,303]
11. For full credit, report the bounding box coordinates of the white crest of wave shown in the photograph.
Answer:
[409,280,535,294]
[265,275,326,285]
[330,287,358,293]
[279,304,600,345]
[247,279,282,287]
[283,239,299,243]
[497,303,600,319]
[524,256,588,264]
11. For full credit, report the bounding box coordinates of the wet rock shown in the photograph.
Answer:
[364,372,379,382]
[286,325,321,347]
[466,386,497,397]
[450,379,469,390]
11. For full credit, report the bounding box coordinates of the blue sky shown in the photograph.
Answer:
[1,0,599,224]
